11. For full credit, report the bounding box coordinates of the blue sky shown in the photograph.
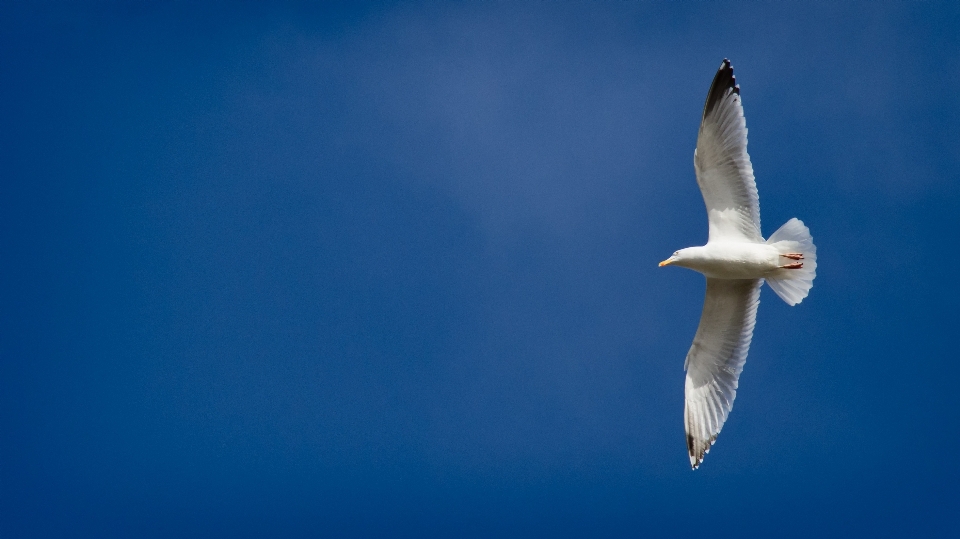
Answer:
[2,1,958,537]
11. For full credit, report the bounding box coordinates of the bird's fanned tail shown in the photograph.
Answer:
[765,218,817,306]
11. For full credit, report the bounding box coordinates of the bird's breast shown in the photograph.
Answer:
[696,242,780,279]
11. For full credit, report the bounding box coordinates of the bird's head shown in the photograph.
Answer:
[659,247,696,268]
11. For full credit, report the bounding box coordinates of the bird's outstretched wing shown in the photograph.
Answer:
[684,277,762,469]
[694,59,761,242]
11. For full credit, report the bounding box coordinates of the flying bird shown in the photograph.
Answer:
[659,59,817,469]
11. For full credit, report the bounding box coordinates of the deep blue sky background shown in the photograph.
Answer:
[2,1,959,537]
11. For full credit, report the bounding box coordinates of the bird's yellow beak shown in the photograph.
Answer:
[659,257,674,267]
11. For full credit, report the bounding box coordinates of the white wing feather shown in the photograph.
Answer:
[694,60,761,243]
[684,278,762,469]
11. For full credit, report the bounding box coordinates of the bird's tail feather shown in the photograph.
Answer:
[765,218,817,306]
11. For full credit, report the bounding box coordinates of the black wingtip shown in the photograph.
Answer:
[687,434,702,470]
[687,433,718,470]
[702,58,739,119]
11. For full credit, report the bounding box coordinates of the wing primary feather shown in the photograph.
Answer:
[701,58,739,121]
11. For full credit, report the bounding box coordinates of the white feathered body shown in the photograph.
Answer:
[673,242,779,279]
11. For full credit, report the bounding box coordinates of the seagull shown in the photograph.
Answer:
[659,59,817,470]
